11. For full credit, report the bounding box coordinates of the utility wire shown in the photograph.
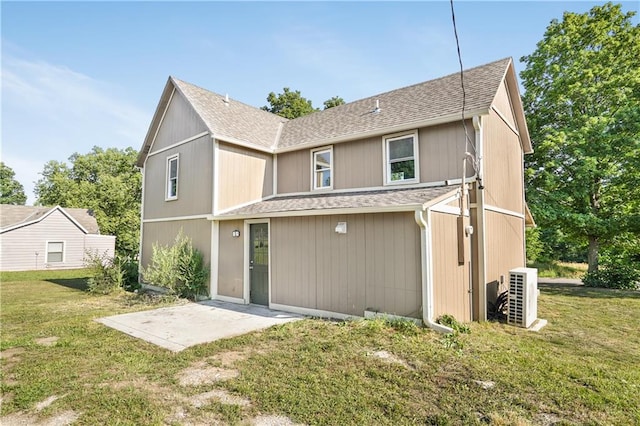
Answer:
[449,0,477,160]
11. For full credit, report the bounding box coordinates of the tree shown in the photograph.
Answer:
[35,147,142,256]
[323,96,345,110]
[521,3,640,273]
[262,87,318,119]
[0,162,27,205]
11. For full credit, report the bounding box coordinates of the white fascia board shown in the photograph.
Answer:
[212,204,421,221]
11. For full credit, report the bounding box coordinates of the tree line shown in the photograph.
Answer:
[2,3,638,278]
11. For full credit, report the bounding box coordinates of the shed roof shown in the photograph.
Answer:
[216,185,459,219]
[0,205,101,234]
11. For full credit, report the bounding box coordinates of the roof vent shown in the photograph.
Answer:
[224,94,229,105]
[373,99,381,114]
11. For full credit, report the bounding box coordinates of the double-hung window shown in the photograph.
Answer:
[46,241,64,263]
[384,132,419,184]
[166,154,179,200]
[312,147,333,190]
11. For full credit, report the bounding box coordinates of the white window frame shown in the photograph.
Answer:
[311,146,333,191]
[166,154,179,201]
[45,241,65,263]
[383,131,419,185]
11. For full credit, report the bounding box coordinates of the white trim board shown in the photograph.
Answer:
[148,131,209,158]
[143,214,211,223]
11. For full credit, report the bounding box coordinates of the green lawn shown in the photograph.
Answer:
[1,270,639,425]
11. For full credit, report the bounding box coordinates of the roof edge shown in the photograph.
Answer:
[0,205,90,235]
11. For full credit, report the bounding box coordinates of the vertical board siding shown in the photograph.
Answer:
[430,212,471,322]
[333,136,383,189]
[276,150,309,194]
[140,219,212,285]
[484,210,525,302]
[217,142,273,211]
[151,92,208,152]
[0,210,115,271]
[217,220,244,298]
[492,81,518,130]
[419,121,475,183]
[271,212,421,318]
[483,109,524,213]
[143,135,213,219]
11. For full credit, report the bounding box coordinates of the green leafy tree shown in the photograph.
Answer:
[323,96,345,110]
[521,3,640,273]
[262,87,319,119]
[35,147,142,256]
[0,162,27,205]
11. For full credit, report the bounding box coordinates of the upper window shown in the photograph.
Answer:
[384,132,419,185]
[166,154,179,200]
[312,147,333,190]
[47,241,64,263]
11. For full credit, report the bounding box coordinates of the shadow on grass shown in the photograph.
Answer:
[48,277,89,291]
[540,283,640,299]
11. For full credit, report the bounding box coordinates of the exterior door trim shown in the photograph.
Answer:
[243,219,271,305]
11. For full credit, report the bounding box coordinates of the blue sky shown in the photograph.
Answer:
[2,1,638,204]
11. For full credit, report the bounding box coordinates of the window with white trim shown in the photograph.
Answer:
[384,132,419,184]
[312,147,333,190]
[46,241,64,263]
[166,154,179,200]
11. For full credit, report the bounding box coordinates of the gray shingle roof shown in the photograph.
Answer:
[0,205,101,234]
[162,58,510,154]
[277,58,510,149]
[217,185,458,218]
[172,78,288,149]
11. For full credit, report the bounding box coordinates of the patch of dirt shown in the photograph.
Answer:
[35,395,65,411]
[250,415,306,426]
[0,347,25,360]
[178,362,239,386]
[190,389,251,408]
[165,406,224,425]
[536,412,562,425]
[369,350,411,369]
[209,350,249,367]
[0,410,79,426]
[35,337,59,347]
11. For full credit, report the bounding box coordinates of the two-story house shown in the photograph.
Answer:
[137,57,533,328]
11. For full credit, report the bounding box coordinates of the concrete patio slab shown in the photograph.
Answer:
[96,300,303,352]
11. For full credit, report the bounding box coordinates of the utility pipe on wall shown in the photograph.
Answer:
[415,209,454,334]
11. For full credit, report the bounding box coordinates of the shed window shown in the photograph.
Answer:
[384,132,419,184]
[166,154,179,200]
[47,242,64,263]
[312,147,333,190]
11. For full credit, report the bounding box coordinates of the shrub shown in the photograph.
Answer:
[85,250,123,294]
[141,232,209,300]
[583,263,640,290]
[119,255,140,292]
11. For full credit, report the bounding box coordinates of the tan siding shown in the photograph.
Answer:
[492,81,517,130]
[217,142,273,211]
[431,212,471,322]
[217,220,244,298]
[143,135,213,219]
[484,210,525,303]
[420,120,474,183]
[150,91,208,152]
[483,109,524,213]
[334,136,383,189]
[140,219,211,286]
[276,150,309,194]
[271,212,421,318]
[0,210,114,271]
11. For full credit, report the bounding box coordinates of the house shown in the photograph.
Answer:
[137,57,534,327]
[0,205,116,271]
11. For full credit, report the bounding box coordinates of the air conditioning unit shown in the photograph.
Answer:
[508,267,538,328]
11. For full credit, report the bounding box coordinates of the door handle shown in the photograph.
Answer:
[249,266,254,270]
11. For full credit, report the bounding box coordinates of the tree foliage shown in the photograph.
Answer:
[323,96,345,110]
[34,147,142,256]
[0,162,27,205]
[521,3,640,272]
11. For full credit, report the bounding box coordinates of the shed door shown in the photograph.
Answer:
[249,223,269,305]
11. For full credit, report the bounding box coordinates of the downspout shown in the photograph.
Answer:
[473,116,487,321]
[415,209,454,334]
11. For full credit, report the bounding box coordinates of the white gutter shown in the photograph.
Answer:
[414,209,454,334]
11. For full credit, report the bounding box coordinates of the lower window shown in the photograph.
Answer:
[47,241,64,263]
